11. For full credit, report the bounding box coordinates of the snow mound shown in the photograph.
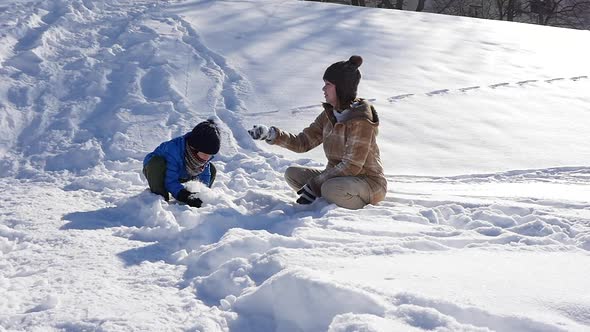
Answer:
[231,268,388,332]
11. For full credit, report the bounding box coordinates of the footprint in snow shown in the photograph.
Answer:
[458,86,480,92]
[426,89,449,96]
[388,94,414,102]
[25,295,59,313]
[516,80,537,85]
[545,78,564,83]
[291,104,321,115]
[489,82,509,89]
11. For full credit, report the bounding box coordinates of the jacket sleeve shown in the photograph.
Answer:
[309,121,374,196]
[268,112,326,153]
[164,158,185,199]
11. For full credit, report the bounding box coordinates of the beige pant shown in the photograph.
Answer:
[285,166,371,210]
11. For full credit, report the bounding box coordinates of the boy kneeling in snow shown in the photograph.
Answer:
[143,119,220,208]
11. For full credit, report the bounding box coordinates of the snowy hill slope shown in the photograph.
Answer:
[1,0,589,331]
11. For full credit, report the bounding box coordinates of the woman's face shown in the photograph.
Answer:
[322,80,338,108]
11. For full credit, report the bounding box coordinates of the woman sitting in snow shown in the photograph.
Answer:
[248,55,387,210]
[143,119,220,208]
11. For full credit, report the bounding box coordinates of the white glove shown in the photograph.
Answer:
[248,125,269,140]
[248,125,277,142]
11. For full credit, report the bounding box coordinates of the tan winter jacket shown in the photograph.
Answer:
[269,99,387,205]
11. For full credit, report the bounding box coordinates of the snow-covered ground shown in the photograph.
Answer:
[1,0,590,331]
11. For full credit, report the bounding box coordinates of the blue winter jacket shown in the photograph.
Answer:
[143,133,212,199]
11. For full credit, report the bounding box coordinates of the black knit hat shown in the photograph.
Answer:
[187,119,221,155]
[323,55,363,109]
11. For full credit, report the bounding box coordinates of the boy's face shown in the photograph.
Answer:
[188,146,213,165]
[196,152,212,163]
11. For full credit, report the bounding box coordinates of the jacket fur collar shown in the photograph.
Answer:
[322,99,379,125]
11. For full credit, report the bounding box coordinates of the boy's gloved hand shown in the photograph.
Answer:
[178,189,203,208]
[186,195,203,208]
[248,125,269,140]
[296,184,316,204]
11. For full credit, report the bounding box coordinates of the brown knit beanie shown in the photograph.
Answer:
[322,55,363,109]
